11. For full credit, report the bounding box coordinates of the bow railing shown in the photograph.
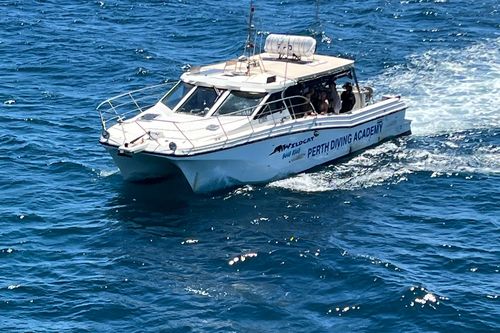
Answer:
[96,82,176,131]
[97,83,323,152]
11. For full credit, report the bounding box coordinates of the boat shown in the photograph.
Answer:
[97,11,411,193]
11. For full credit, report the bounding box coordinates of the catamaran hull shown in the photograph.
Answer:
[103,110,411,193]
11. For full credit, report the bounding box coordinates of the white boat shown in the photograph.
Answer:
[97,33,411,193]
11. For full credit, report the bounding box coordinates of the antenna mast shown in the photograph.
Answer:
[244,0,256,57]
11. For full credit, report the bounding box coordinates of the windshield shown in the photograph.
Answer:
[160,81,194,110]
[214,91,266,116]
[176,86,222,116]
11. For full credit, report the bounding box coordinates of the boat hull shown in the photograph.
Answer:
[106,147,184,181]
[103,109,411,193]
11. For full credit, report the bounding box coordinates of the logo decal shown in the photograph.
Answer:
[269,134,317,156]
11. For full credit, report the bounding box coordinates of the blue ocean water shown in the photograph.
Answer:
[1,0,499,331]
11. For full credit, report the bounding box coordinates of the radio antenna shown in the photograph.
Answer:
[243,0,256,57]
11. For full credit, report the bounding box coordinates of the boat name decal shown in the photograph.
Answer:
[270,134,317,156]
[353,121,383,142]
[307,121,383,158]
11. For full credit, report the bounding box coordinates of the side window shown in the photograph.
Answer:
[160,81,194,110]
[284,85,305,118]
[256,92,285,119]
[215,91,265,116]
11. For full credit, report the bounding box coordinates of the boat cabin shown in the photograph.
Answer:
[97,34,381,156]
[155,35,370,126]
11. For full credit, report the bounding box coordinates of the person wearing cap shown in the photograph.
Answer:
[340,82,356,113]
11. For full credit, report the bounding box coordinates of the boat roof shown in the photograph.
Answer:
[181,52,355,93]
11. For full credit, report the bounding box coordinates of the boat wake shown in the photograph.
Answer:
[269,130,499,192]
[373,37,500,136]
[270,38,500,192]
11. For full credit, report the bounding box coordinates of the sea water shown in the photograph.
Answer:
[0,1,498,332]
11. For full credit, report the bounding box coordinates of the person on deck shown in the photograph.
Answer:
[329,81,341,114]
[302,88,316,117]
[319,91,329,115]
[340,82,356,113]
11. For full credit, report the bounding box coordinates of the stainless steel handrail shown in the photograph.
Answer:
[96,82,176,130]
[97,85,346,152]
[97,87,315,149]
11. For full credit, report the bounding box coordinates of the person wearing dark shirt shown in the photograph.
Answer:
[340,82,356,113]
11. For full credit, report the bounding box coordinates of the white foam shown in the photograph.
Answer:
[269,172,335,192]
[269,143,408,192]
[269,136,499,192]
[98,169,118,177]
[369,37,500,135]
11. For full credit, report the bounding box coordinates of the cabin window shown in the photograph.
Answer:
[214,91,266,116]
[255,92,286,119]
[176,86,219,116]
[284,85,308,118]
[160,81,194,110]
